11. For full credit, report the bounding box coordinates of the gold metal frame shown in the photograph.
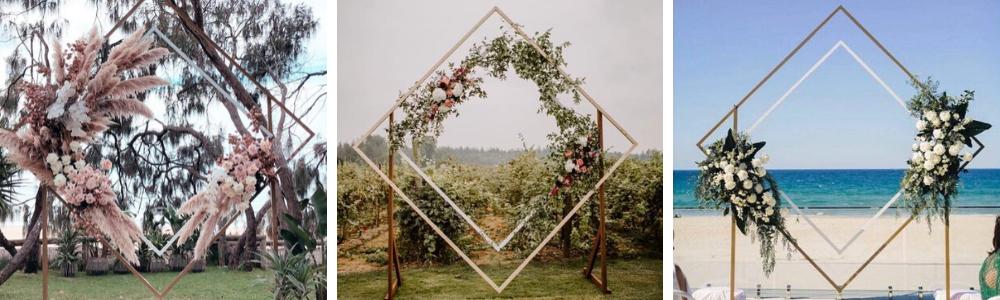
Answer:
[696,5,985,298]
[351,6,638,295]
[35,1,319,298]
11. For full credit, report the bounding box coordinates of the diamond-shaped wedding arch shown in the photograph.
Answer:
[696,5,984,297]
[31,0,319,299]
[352,6,638,295]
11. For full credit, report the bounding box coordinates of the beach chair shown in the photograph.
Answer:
[693,286,746,300]
[934,289,982,300]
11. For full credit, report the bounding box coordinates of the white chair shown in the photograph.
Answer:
[935,289,982,300]
[693,286,746,300]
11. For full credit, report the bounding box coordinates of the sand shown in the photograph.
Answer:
[674,212,997,293]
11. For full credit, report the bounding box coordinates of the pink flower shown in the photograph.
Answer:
[444,99,455,108]
[576,159,584,167]
[439,75,450,86]
[100,159,112,170]
[564,150,573,158]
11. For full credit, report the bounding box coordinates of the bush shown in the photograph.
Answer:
[396,173,466,264]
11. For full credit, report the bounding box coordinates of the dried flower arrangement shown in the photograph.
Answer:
[0,27,168,264]
[174,134,276,259]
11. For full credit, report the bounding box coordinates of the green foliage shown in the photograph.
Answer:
[395,174,466,264]
[603,152,664,258]
[258,250,323,300]
[336,163,387,242]
[53,228,81,270]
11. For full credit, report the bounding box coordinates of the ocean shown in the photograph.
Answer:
[673,169,1000,214]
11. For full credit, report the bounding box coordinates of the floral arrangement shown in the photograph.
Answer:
[549,132,600,196]
[389,65,484,152]
[902,81,991,221]
[389,29,600,200]
[0,27,167,264]
[695,129,790,275]
[174,134,275,259]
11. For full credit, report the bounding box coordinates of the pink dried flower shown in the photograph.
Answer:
[100,159,112,170]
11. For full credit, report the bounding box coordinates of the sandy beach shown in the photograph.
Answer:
[674,212,997,294]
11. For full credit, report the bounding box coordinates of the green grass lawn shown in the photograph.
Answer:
[337,258,662,299]
[0,266,274,299]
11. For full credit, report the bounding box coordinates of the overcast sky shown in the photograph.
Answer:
[337,0,662,153]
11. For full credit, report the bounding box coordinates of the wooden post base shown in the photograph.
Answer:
[582,229,610,294]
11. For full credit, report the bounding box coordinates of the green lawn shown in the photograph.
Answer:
[0,266,273,299]
[337,258,662,299]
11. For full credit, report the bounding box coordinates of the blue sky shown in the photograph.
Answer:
[674,1,1000,170]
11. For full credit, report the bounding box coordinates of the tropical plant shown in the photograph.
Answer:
[258,250,323,300]
[53,228,81,277]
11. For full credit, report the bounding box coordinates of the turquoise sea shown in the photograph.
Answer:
[673,169,1000,214]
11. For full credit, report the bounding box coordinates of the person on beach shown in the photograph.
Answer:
[980,216,1000,299]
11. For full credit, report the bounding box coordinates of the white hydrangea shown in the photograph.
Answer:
[452,83,464,95]
[431,88,447,101]
[940,111,952,122]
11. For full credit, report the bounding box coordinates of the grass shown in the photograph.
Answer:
[0,266,274,299]
[337,258,662,299]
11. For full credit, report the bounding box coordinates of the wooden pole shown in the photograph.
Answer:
[41,188,49,300]
[598,112,608,293]
[386,112,401,299]
[267,90,280,256]
[945,211,951,298]
[730,106,738,300]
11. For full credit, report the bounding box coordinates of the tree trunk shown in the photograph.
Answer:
[0,187,45,284]
[229,200,270,271]
[0,231,16,256]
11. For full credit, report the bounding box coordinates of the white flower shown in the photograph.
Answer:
[736,170,749,181]
[933,144,946,155]
[933,129,944,139]
[964,152,974,161]
[237,202,250,211]
[765,194,776,206]
[245,176,257,187]
[53,174,67,187]
[916,120,927,131]
[50,163,63,174]
[756,168,767,177]
[742,179,752,190]
[912,143,919,151]
[69,141,81,153]
[760,154,770,164]
[765,207,774,217]
[452,83,464,95]
[911,152,924,164]
[47,84,76,119]
[762,191,775,203]
[431,88,447,101]
[922,175,935,186]
[747,193,757,203]
[577,135,588,145]
[923,160,936,170]
[46,153,59,164]
[940,111,952,122]
[724,181,736,190]
[439,105,451,113]
[233,183,245,193]
[564,160,575,173]
[61,155,71,165]
[74,160,86,170]
[925,110,939,122]
[66,101,91,137]
[723,164,735,175]
[931,119,941,128]
[949,144,963,156]
[754,184,763,193]
[919,142,932,152]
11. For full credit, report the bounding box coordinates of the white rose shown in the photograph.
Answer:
[452,83,464,95]
[69,141,82,152]
[925,110,938,122]
[724,181,737,190]
[933,129,944,139]
[756,168,767,177]
[931,119,941,127]
[747,193,757,203]
[754,184,763,193]
[245,176,257,187]
[922,175,935,186]
[940,111,952,122]
[53,174,67,187]
[577,135,588,145]
[949,144,963,156]
[723,164,735,174]
[933,144,946,155]
[742,179,752,190]
[233,183,245,193]
[760,154,770,163]
[911,152,924,164]
[564,160,575,173]
[60,155,71,165]
[431,88,447,101]
[439,105,451,113]
[765,207,774,217]
[916,120,927,131]
[919,142,932,152]
[923,160,936,170]
[762,192,775,204]
[766,194,776,206]
[74,160,86,170]
[751,158,762,168]
[736,170,749,181]
[50,163,63,174]
[964,152,974,161]
[46,153,59,164]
